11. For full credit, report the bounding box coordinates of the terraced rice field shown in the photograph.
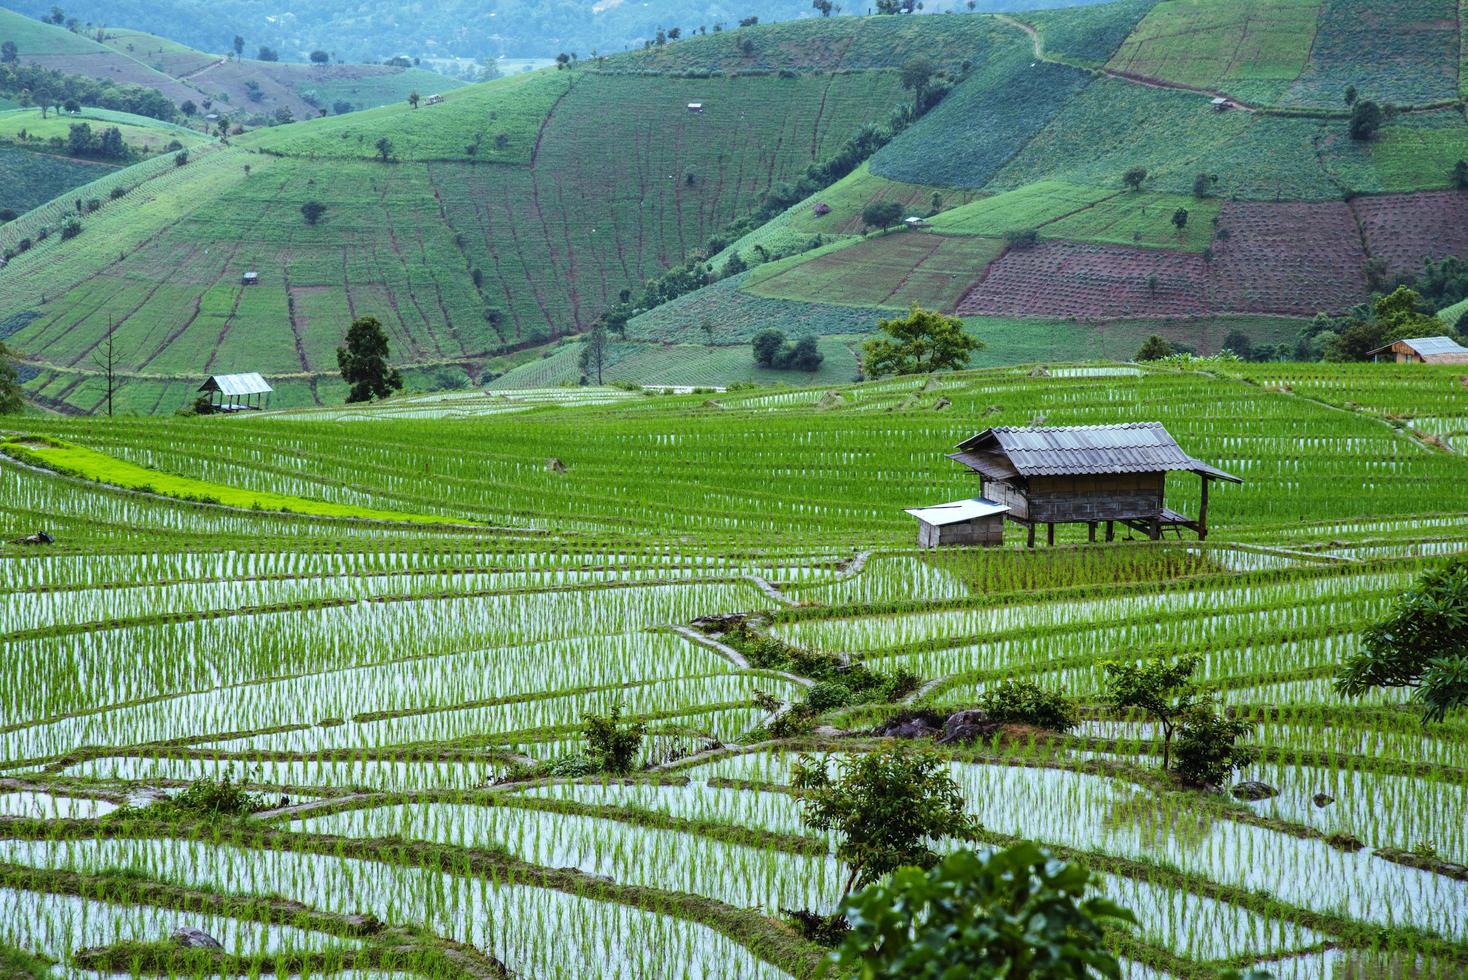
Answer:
[0,363,1464,975]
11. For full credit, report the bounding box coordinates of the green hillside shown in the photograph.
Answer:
[0,7,461,125]
[0,15,976,414]
[635,0,1468,380]
[11,1,1468,412]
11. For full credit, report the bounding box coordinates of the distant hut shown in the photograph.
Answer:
[198,373,272,412]
[1367,336,1468,365]
[906,498,1008,549]
[904,216,927,229]
[812,202,832,216]
[946,423,1241,547]
[687,102,705,113]
[241,271,259,286]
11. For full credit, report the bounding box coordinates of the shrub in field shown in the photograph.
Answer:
[1134,334,1174,361]
[1172,705,1257,789]
[792,746,979,895]
[1336,556,1468,722]
[1349,100,1382,141]
[806,681,857,711]
[161,770,266,818]
[1123,166,1147,191]
[582,702,646,773]
[300,201,327,225]
[1004,228,1039,250]
[976,680,1078,732]
[864,305,982,378]
[752,329,825,371]
[1102,654,1202,771]
[833,843,1135,978]
[59,219,81,241]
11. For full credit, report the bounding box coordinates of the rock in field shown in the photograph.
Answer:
[937,709,1001,746]
[1230,780,1279,802]
[171,927,222,949]
[1312,792,1335,808]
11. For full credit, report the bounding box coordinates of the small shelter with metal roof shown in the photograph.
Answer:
[198,373,272,412]
[1367,336,1468,365]
[906,497,1009,549]
[946,422,1241,547]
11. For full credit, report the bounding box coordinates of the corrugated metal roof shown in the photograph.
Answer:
[1403,336,1468,356]
[199,373,273,396]
[905,498,1009,526]
[953,423,1242,482]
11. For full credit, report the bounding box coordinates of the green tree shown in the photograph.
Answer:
[1335,557,1468,723]
[1,41,18,64]
[1324,286,1441,361]
[180,99,197,117]
[861,200,904,234]
[1192,172,1217,198]
[336,315,403,403]
[788,335,824,371]
[900,56,936,115]
[863,305,982,378]
[408,91,420,109]
[1134,334,1173,361]
[813,0,835,15]
[257,45,279,62]
[375,136,394,162]
[1344,84,1357,106]
[66,121,93,156]
[833,844,1136,979]
[232,35,244,59]
[1122,166,1147,191]
[581,703,645,773]
[1102,655,1202,771]
[1454,160,1468,190]
[976,680,1078,732]
[1222,330,1254,360]
[300,201,327,225]
[752,328,787,367]
[792,747,978,895]
[1349,99,1382,140]
[0,342,24,415]
[1172,708,1257,788]
[578,323,608,384]
[310,50,330,64]
[1171,207,1189,231]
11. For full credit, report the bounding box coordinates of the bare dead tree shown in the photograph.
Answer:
[91,315,116,417]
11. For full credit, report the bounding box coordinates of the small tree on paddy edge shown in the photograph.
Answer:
[863,305,982,378]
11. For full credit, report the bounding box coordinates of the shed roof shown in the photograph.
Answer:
[1368,336,1468,358]
[199,372,273,396]
[905,497,1009,526]
[950,423,1241,483]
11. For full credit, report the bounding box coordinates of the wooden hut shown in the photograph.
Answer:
[198,372,272,411]
[1366,336,1468,364]
[946,423,1241,547]
[905,498,1008,549]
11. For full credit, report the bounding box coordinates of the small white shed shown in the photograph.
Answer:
[905,498,1009,549]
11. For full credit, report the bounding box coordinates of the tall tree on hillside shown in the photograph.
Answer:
[337,316,403,403]
[310,50,330,64]
[375,137,394,163]
[1123,166,1147,191]
[900,56,936,115]
[90,316,117,418]
[408,91,420,109]
[1349,99,1382,140]
[1135,334,1174,361]
[1,41,18,65]
[1336,557,1467,723]
[863,305,982,378]
[256,45,278,62]
[232,35,244,60]
[578,323,608,384]
[812,0,835,15]
[0,341,23,415]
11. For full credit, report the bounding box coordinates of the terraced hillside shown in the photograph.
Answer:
[0,362,1464,976]
[0,16,979,413]
[635,0,1468,381]
[0,8,459,122]
[0,105,212,214]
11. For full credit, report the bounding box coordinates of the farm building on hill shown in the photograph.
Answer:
[906,498,1008,549]
[241,271,259,286]
[946,423,1241,547]
[1367,336,1468,364]
[198,373,272,412]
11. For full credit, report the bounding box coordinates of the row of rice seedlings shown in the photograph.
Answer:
[886,601,1378,679]
[787,555,970,605]
[0,544,847,594]
[0,884,356,966]
[520,782,821,841]
[294,802,844,913]
[774,568,1412,654]
[0,837,787,979]
[1,581,767,727]
[219,674,797,756]
[2,630,740,762]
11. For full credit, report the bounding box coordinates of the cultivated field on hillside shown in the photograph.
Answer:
[0,364,1464,976]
